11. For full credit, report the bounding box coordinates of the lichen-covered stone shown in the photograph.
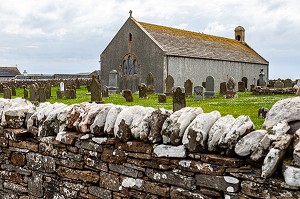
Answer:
[104,105,127,135]
[263,97,300,129]
[196,174,240,192]
[292,129,300,167]
[153,144,186,158]
[219,115,254,150]
[182,111,221,152]
[170,186,211,199]
[148,108,172,144]
[56,166,100,183]
[235,130,267,156]
[207,115,235,152]
[26,152,56,173]
[282,160,300,187]
[90,104,113,135]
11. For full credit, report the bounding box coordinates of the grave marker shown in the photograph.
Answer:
[204,76,216,98]
[238,81,246,92]
[90,77,102,102]
[146,72,155,94]
[184,79,193,97]
[138,83,147,99]
[122,89,133,102]
[220,82,227,96]
[158,93,167,103]
[274,80,284,89]
[172,87,186,112]
[194,86,204,101]
[11,85,16,96]
[165,75,174,95]
[3,87,11,99]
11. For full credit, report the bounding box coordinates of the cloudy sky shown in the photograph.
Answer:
[0,0,299,79]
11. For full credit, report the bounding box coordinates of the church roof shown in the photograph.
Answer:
[0,66,21,77]
[137,21,268,65]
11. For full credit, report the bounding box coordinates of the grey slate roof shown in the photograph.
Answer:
[137,21,268,65]
[0,67,21,77]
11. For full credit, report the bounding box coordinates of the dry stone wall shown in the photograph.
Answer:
[0,97,300,198]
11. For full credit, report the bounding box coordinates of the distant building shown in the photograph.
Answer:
[100,12,269,92]
[0,66,21,81]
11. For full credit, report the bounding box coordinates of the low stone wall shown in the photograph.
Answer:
[0,98,300,198]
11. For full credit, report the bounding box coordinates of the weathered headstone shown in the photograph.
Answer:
[258,108,269,119]
[258,68,266,86]
[56,90,63,99]
[65,89,76,99]
[3,87,11,99]
[30,84,39,102]
[90,77,102,102]
[284,79,293,88]
[165,75,174,95]
[238,81,246,92]
[109,70,118,88]
[0,83,3,93]
[102,85,109,98]
[38,87,46,102]
[75,78,81,89]
[11,85,16,96]
[158,93,166,103]
[60,82,65,91]
[274,80,284,89]
[45,82,51,99]
[250,84,256,92]
[242,77,248,90]
[184,79,193,97]
[23,87,28,99]
[204,76,216,98]
[220,82,227,95]
[122,89,133,102]
[138,83,147,99]
[225,77,237,98]
[172,87,186,112]
[194,86,204,101]
[146,72,155,94]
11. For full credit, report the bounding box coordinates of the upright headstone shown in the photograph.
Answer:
[23,87,28,99]
[158,93,167,103]
[102,85,109,98]
[146,72,155,94]
[225,76,237,98]
[258,108,269,119]
[241,77,248,90]
[165,75,174,95]
[0,83,3,93]
[122,89,133,102]
[30,84,39,102]
[238,81,246,92]
[284,79,293,88]
[60,82,65,92]
[90,77,102,102]
[109,70,118,88]
[274,79,284,89]
[38,87,46,102]
[194,86,204,101]
[172,87,186,112]
[138,83,147,99]
[56,90,63,99]
[11,85,16,96]
[3,87,11,99]
[220,82,227,96]
[75,78,81,89]
[45,82,51,99]
[184,79,193,97]
[258,69,266,86]
[204,76,216,98]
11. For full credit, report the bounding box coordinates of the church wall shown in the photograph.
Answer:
[167,56,269,91]
[101,18,165,92]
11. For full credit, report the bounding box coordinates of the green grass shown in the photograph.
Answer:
[1,86,295,129]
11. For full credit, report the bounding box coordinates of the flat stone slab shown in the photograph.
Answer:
[153,144,186,158]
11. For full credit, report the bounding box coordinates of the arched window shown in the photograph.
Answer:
[236,35,241,41]
[129,33,132,42]
[123,60,127,75]
[133,60,138,74]
[128,56,133,74]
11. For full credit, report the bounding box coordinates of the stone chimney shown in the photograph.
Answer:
[235,26,245,43]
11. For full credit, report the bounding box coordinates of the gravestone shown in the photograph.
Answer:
[122,89,133,102]
[38,87,46,102]
[241,77,248,90]
[45,82,51,99]
[220,82,227,95]
[172,87,186,112]
[202,82,206,88]
[250,85,256,92]
[0,83,3,93]
[56,90,63,99]
[102,85,109,98]
[204,76,216,98]
[11,85,16,96]
[194,86,204,101]
[238,81,246,92]
[296,88,300,96]
[65,89,76,99]
[86,84,91,92]
[109,70,118,88]
[258,108,269,119]
[3,87,11,99]
[75,78,81,89]
[60,82,65,92]
[23,87,28,99]
[158,93,166,103]
[138,83,147,99]
[225,76,237,98]
[90,77,102,102]
[165,75,174,95]
[184,79,193,97]
[258,69,266,86]
[30,84,39,102]
[284,79,293,88]
[146,72,155,94]
[274,80,284,89]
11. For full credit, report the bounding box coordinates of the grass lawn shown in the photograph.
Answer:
[1,86,295,129]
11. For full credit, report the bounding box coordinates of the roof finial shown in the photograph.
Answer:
[129,10,133,17]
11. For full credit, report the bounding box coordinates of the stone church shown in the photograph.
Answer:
[100,11,269,93]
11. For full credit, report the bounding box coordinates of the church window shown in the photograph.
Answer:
[129,33,132,41]
[128,56,133,74]
[133,59,138,74]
